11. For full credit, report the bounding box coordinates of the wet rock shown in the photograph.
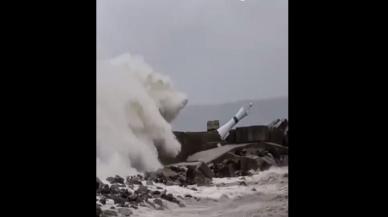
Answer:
[186,166,204,185]
[216,160,239,178]
[262,153,276,166]
[96,205,102,217]
[184,194,192,198]
[126,176,143,185]
[153,167,179,184]
[135,196,146,203]
[153,198,163,206]
[133,185,150,203]
[135,185,149,195]
[165,180,178,186]
[161,193,173,201]
[97,177,104,190]
[127,194,138,202]
[191,187,198,191]
[256,157,272,171]
[119,189,131,199]
[246,170,255,176]
[145,200,157,209]
[118,203,129,208]
[161,167,179,178]
[183,162,214,185]
[99,197,107,205]
[118,207,132,216]
[115,175,125,184]
[161,193,180,204]
[153,198,165,210]
[101,210,117,217]
[169,165,187,173]
[130,204,138,209]
[252,188,257,191]
[198,162,214,178]
[138,202,147,207]
[151,190,161,196]
[144,171,157,181]
[110,185,120,194]
[100,184,111,194]
[156,186,163,190]
[240,156,259,175]
[148,164,196,186]
[193,172,212,186]
[178,177,187,187]
[110,195,126,206]
[239,181,248,186]
[106,175,125,185]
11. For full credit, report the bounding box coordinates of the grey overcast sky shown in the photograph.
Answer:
[97,0,288,105]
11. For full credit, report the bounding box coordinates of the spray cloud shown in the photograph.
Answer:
[97,52,187,179]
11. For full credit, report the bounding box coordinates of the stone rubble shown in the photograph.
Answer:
[96,119,288,216]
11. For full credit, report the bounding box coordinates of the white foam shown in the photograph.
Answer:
[97,53,187,179]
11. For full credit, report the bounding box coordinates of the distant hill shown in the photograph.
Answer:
[171,96,288,131]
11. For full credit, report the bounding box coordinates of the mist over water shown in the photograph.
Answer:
[97,53,188,179]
